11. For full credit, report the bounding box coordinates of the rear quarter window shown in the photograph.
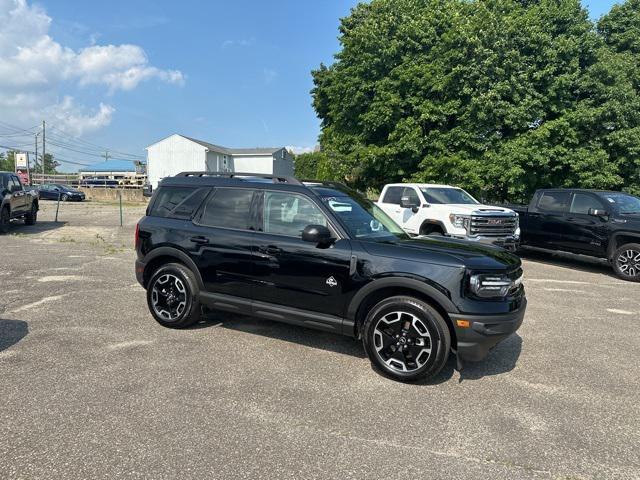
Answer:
[149,187,209,219]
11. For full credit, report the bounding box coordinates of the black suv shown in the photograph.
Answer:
[135,173,527,381]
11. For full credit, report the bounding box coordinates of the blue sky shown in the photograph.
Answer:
[0,0,621,170]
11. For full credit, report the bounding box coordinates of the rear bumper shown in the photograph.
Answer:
[449,298,527,362]
[135,259,146,287]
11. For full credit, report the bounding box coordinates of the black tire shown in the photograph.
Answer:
[25,203,37,225]
[362,296,451,382]
[427,231,444,236]
[146,263,202,328]
[612,243,640,282]
[0,206,9,234]
[61,194,69,202]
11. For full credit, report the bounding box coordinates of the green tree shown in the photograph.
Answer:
[312,0,640,200]
[32,153,60,175]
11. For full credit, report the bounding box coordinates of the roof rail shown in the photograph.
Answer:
[175,171,303,185]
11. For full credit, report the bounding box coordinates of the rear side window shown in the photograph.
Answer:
[402,187,420,205]
[382,187,403,205]
[150,187,208,219]
[199,188,254,230]
[537,191,569,213]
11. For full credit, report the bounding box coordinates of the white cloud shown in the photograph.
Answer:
[0,0,185,135]
[221,38,254,49]
[263,68,277,84]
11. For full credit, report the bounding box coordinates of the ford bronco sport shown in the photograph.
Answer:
[135,173,527,382]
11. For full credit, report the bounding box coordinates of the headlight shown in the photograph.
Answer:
[449,214,470,230]
[469,272,522,298]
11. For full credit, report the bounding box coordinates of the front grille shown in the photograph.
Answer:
[469,215,517,237]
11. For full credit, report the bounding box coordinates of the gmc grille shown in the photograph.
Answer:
[469,215,517,237]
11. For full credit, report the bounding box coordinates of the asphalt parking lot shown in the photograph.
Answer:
[1,201,639,480]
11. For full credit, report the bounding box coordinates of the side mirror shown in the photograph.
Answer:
[400,196,420,213]
[588,208,609,218]
[53,188,60,192]
[302,224,333,245]
[143,184,153,198]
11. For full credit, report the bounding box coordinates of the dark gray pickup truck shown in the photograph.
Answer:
[512,188,640,281]
[1,172,39,233]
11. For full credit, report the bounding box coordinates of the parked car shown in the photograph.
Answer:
[377,183,520,251]
[79,178,119,188]
[1,171,39,233]
[135,172,527,382]
[37,184,86,202]
[512,188,640,281]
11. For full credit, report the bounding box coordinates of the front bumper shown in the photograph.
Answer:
[450,234,520,251]
[449,298,527,362]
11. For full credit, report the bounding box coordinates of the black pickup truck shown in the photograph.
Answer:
[513,189,640,281]
[1,172,39,233]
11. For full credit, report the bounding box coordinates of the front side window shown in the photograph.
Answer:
[200,188,254,230]
[570,193,604,215]
[537,191,570,213]
[263,191,327,237]
[402,187,420,205]
[420,187,478,205]
[323,194,408,241]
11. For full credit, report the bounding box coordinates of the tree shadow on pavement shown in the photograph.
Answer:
[5,220,67,236]
[0,319,29,352]
[519,248,617,280]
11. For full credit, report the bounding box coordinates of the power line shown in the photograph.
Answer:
[48,125,145,159]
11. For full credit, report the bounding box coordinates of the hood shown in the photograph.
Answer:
[445,204,516,215]
[360,236,521,271]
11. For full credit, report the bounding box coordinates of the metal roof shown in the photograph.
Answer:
[79,160,137,172]
[164,134,283,156]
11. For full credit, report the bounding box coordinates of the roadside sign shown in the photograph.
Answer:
[15,153,28,169]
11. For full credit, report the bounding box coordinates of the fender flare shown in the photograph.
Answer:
[608,232,640,258]
[346,276,459,322]
[143,246,204,290]
[419,219,447,235]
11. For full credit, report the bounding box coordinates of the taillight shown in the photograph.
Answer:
[134,223,140,250]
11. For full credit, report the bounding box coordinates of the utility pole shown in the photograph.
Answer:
[104,150,110,162]
[42,120,46,179]
[35,132,40,184]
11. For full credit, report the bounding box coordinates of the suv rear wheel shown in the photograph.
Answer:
[0,206,9,234]
[613,243,640,282]
[147,263,202,328]
[25,203,37,225]
[362,296,450,382]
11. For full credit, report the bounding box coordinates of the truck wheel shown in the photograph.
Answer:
[146,263,202,328]
[0,207,9,234]
[362,296,451,382]
[613,243,640,282]
[25,203,37,225]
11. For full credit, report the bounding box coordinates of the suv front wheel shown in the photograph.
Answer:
[362,296,451,382]
[613,243,640,282]
[147,263,202,328]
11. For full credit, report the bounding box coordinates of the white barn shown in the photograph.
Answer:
[146,134,295,188]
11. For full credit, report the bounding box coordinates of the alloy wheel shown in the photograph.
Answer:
[151,273,187,321]
[373,311,432,373]
[617,248,640,278]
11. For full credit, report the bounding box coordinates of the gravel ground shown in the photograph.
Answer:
[1,201,638,480]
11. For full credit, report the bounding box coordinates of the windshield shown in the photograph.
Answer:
[601,192,640,214]
[322,194,409,241]
[420,187,478,205]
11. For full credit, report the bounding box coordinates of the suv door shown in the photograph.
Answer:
[9,176,27,214]
[189,187,258,303]
[564,192,610,255]
[378,186,404,225]
[252,190,352,320]
[528,190,571,248]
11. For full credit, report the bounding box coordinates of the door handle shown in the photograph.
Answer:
[189,236,209,245]
[259,245,282,255]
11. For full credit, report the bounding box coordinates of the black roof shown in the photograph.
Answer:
[160,172,354,198]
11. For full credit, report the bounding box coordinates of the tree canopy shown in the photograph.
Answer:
[309,0,640,200]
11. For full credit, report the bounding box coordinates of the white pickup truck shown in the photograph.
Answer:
[377,183,520,250]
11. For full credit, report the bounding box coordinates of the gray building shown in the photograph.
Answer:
[146,134,294,188]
